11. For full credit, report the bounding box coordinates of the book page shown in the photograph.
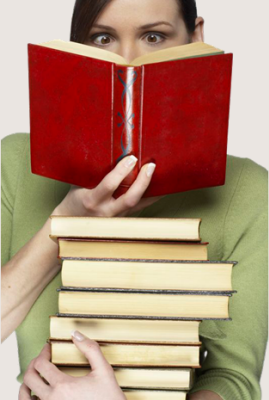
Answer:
[39,39,128,65]
[130,42,224,66]
[38,39,223,67]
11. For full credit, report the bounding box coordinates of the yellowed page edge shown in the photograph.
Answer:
[131,42,224,66]
[37,39,223,67]
[38,39,128,65]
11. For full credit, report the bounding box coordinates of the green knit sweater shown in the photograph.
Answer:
[1,133,268,400]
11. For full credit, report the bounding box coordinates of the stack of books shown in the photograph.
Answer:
[49,216,236,399]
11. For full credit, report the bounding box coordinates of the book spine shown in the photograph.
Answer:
[112,64,143,193]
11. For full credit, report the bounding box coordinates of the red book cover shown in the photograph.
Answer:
[28,44,233,198]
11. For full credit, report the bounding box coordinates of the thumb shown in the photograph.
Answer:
[71,331,112,373]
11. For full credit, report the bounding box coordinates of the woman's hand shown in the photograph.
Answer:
[19,331,127,400]
[53,155,163,217]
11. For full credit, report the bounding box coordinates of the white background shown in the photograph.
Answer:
[1,0,268,398]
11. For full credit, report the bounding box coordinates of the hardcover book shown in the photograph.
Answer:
[114,389,188,400]
[57,238,209,260]
[121,390,188,400]
[49,216,202,242]
[28,40,233,198]
[50,316,201,344]
[50,341,201,367]
[57,288,233,319]
[58,366,195,391]
[60,259,236,291]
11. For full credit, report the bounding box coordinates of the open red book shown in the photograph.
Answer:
[28,40,233,198]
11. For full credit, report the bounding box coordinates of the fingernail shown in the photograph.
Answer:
[124,155,138,168]
[146,163,156,177]
[71,330,86,341]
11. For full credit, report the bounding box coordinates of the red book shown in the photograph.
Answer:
[28,40,233,198]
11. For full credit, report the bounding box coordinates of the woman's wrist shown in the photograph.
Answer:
[1,214,61,341]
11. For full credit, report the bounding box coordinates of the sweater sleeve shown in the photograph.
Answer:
[1,133,29,266]
[190,158,268,400]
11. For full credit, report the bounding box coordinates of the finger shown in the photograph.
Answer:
[34,344,64,387]
[19,383,32,400]
[38,343,51,361]
[111,163,156,215]
[71,331,112,373]
[24,362,51,399]
[91,155,138,204]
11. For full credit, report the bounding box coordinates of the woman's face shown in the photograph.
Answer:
[85,0,204,63]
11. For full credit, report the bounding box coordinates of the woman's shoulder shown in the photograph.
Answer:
[226,154,268,193]
[1,133,30,203]
[226,154,268,174]
[1,132,30,163]
[224,154,267,235]
[1,131,29,145]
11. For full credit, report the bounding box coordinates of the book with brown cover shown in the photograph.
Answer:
[50,341,201,368]
[57,238,209,260]
[28,40,233,198]
[58,366,195,391]
[116,389,188,400]
[50,316,201,344]
[122,390,188,400]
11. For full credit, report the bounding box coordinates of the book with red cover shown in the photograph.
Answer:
[28,41,233,198]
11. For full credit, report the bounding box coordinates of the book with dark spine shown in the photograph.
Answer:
[50,341,201,368]
[60,259,237,291]
[57,238,209,261]
[58,366,195,391]
[57,288,234,320]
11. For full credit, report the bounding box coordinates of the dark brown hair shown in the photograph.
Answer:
[70,0,197,44]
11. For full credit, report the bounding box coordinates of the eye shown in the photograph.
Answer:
[90,33,114,46]
[144,32,166,45]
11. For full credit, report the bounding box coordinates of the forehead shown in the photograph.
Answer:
[94,0,182,27]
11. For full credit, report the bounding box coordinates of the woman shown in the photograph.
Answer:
[1,0,267,399]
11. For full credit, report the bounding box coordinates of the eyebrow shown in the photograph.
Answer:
[92,21,174,31]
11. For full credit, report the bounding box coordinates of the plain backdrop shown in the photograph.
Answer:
[1,0,268,398]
